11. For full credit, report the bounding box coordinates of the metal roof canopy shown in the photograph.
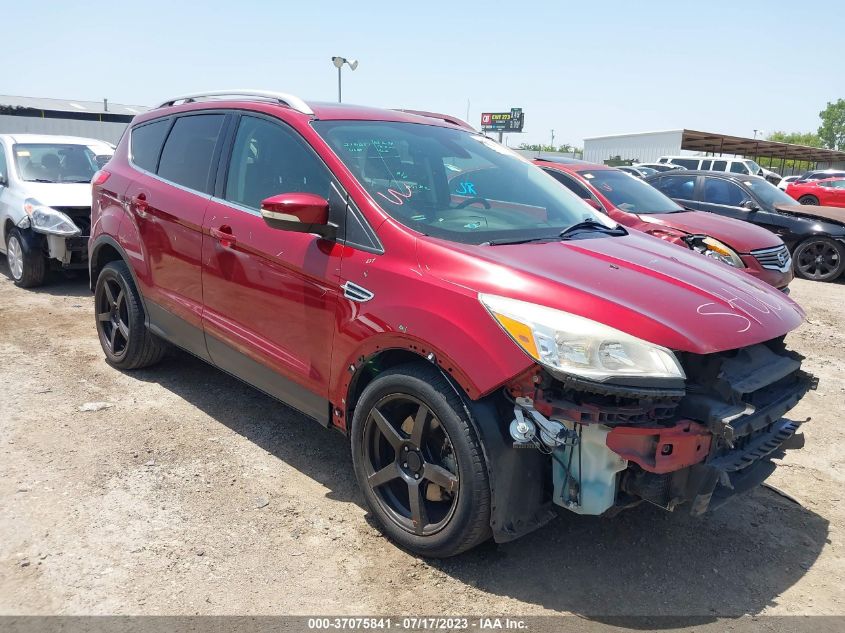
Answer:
[0,94,147,117]
[680,129,845,167]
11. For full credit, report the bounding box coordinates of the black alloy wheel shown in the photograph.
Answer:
[793,237,845,281]
[96,275,130,360]
[798,195,819,205]
[362,393,460,536]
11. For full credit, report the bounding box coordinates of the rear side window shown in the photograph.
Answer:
[654,174,696,200]
[130,119,170,172]
[157,114,226,192]
[671,158,700,169]
[702,178,747,206]
[729,162,749,174]
[712,160,727,171]
[700,159,713,170]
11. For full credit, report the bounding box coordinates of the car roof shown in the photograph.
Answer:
[649,169,766,182]
[0,133,112,147]
[137,98,469,130]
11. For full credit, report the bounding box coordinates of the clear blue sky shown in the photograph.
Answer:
[6,0,843,147]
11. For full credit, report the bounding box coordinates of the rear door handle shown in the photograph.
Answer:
[210,225,237,247]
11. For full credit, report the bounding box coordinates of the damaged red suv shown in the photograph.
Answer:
[90,91,815,557]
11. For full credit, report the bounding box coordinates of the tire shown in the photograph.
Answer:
[350,362,491,557]
[793,237,845,282]
[94,260,168,369]
[5,228,47,288]
[798,195,819,205]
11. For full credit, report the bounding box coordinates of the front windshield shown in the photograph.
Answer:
[12,143,107,183]
[313,121,611,244]
[741,177,797,207]
[746,160,763,175]
[579,169,684,214]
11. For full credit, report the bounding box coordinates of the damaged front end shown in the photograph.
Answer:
[503,337,815,524]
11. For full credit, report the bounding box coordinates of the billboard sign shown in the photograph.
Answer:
[481,108,524,132]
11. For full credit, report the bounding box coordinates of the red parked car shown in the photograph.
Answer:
[90,91,813,557]
[786,177,845,208]
[533,159,793,290]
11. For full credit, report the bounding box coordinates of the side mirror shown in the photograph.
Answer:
[741,200,759,211]
[260,192,335,238]
[0,172,7,187]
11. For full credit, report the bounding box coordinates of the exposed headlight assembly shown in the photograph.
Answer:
[23,199,81,237]
[685,235,745,268]
[480,294,685,382]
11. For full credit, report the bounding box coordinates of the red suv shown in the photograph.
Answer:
[90,91,814,557]
[534,159,793,290]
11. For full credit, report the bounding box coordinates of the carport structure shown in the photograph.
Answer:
[680,129,845,175]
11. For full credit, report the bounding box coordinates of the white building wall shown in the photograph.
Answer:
[0,115,129,145]
[583,130,686,164]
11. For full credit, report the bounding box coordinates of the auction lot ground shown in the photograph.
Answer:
[1,259,843,618]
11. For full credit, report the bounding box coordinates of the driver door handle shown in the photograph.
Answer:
[210,225,237,248]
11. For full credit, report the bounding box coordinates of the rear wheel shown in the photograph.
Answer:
[798,195,819,205]
[5,228,47,288]
[350,363,491,557]
[95,260,168,368]
[793,237,845,281]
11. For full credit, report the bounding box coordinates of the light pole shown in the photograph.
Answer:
[331,56,358,103]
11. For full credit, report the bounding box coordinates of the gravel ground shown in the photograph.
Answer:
[1,260,843,618]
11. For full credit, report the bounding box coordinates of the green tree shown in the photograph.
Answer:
[818,99,845,150]
[766,130,822,147]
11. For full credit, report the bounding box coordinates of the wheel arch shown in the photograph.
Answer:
[89,236,150,322]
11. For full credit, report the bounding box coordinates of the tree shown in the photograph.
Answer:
[818,99,845,150]
[766,131,822,147]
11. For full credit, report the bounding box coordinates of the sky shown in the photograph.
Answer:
[5,0,843,148]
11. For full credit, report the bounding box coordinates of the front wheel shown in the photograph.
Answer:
[798,195,819,205]
[5,228,47,288]
[793,237,845,281]
[350,363,491,557]
[94,260,168,368]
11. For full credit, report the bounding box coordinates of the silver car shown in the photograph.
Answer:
[0,134,113,287]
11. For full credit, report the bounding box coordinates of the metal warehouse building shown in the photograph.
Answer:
[584,129,845,173]
[0,95,148,145]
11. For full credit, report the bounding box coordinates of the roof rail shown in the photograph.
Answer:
[394,109,476,131]
[156,89,313,115]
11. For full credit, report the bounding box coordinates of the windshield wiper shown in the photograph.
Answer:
[481,236,561,246]
[559,218,627,240]
[25,178,56,183]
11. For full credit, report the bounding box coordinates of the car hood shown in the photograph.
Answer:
[19,182,93,208]
[417,231,804,355]
[636,211,783,252]
[774,203,845,227]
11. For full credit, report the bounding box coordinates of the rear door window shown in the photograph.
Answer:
[653,174,697,200]
[702,178,747,206]
[130,119,170,173]
[712,160,728,171]
[700,159,713,170]
[157,114,226,192]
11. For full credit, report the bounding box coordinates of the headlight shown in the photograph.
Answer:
[686,235,745,268]
[479,294,685,381]
[23,199,81,236]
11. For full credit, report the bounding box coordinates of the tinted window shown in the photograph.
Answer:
[672,158,700,169]
[702,178,747,206]
[225,116,331,209]
[700,159,713,170]
[130,119,170,172]
[808,171,845,181]
[544,169,593,199]
[314,121,612,245]
[712,160,727,171]
[729,162,749,174]
[653,174,696,200]
[157,114,225,192]
[579,169,683,214]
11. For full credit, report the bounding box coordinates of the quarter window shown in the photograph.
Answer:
[157,114,226,192]
[702,178,747,206]
[224,115,331,210]
[130,119,170,173]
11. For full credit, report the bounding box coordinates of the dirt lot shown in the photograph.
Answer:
[1,260,843,619]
